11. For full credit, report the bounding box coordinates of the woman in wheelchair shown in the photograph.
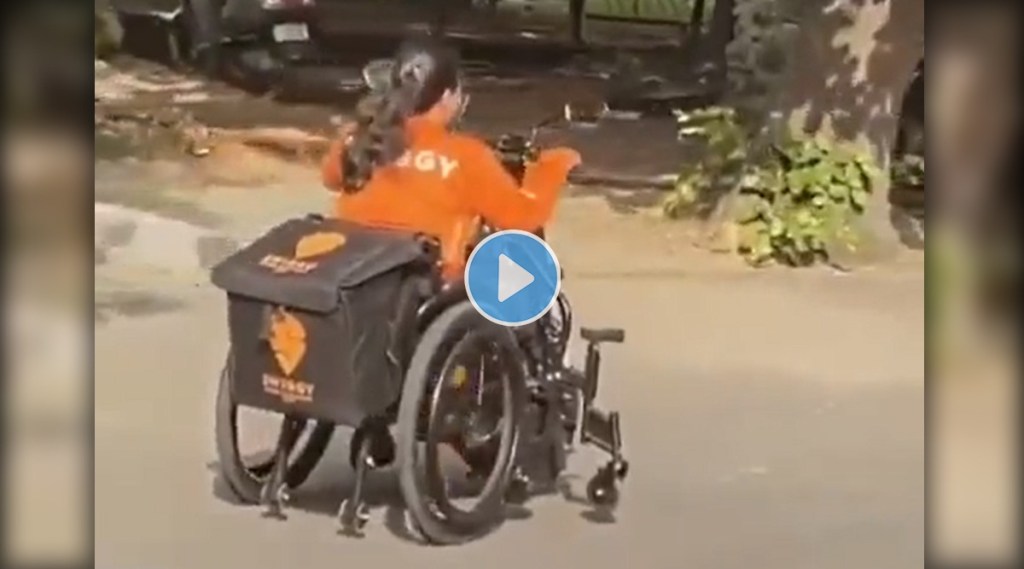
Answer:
[211,35,627,546]
[320,36,580,279]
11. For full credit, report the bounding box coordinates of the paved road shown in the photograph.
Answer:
[94,184,924,569]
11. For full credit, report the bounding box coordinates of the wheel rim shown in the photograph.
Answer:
[545,293,573,359]
[221,357,320,485]
[227,403,316,483]
[421,332,518,527]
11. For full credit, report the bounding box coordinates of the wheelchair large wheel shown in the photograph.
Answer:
[214,351,335,504]
[396,302,525,545]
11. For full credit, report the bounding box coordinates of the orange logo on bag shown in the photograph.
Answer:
[263,308,315,404]
[260,231,346,274]
[268,308,306,376]
[294,231,347,259]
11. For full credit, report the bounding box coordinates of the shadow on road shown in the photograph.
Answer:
[205,430,618,543]
[95,290,186,325]
[568,186,666,215]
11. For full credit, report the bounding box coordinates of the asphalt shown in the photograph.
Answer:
[94,178,925,569]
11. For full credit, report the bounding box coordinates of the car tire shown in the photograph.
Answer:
[182,0,225,76]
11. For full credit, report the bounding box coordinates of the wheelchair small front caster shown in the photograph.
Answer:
[586,459,628,510]
[338,499,370,537]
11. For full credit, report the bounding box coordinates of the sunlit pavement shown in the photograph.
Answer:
[94,190,924,569]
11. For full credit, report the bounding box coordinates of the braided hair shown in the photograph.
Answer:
[340,37,461,192]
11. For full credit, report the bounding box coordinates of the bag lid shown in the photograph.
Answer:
[211,216,431,313]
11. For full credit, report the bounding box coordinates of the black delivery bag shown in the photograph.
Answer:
[210,216,432,426]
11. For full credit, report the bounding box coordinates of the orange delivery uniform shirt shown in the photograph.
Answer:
[321,116,576,279]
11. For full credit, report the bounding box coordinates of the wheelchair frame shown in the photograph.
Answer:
[216,263,628,544]
[216,123,627,544]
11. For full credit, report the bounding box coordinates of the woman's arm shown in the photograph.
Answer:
[457,139,579,231]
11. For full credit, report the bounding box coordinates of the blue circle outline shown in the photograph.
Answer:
[464,229,562,327]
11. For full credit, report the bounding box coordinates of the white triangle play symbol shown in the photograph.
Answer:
[497,254,535,302]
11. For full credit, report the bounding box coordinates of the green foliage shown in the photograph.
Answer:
[666,106,882,267]
[735,137,880,266]
[664,107,750,219]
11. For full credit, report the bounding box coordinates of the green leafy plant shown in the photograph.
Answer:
[665,106,881,267]
[734,137,880,266]
[664,106,750,219]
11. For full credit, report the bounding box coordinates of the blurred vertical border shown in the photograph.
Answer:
[0,0,1020,567]
[928,0,1022,568]
[3,0,94,566]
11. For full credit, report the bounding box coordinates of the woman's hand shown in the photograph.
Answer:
[335,121,358,143]
[538,147,582,171]
[322,121,358,193]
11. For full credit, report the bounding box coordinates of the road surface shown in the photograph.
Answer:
[94,177,924,569]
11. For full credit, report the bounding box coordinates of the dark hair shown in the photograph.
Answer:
[340,37,461,192]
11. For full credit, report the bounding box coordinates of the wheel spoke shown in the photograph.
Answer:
[395,303,525,544]
[216,352,333,504]
[423,331,515,520]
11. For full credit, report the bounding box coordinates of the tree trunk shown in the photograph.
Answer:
[767,0,924,261]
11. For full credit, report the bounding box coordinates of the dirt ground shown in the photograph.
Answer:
[89,55,925,569]
[96,56,691,178]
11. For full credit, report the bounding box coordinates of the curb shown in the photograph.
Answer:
[569,170,676,190]
[95,203,240,272]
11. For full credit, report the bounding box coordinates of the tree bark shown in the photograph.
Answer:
[767,0,924,260]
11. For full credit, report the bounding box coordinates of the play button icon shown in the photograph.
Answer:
[465,230,561,326]
[498,254,535,302]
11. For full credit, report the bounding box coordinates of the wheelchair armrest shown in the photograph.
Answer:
[581,327,625,344]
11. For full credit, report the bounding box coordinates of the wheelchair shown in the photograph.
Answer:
[210,124,628,545]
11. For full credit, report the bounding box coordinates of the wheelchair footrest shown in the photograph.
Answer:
[581,327,625,344]
[580,408,622,458]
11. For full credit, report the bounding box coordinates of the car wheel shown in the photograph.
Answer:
[182,0,225,76]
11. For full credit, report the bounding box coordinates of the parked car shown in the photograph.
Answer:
[113,0,318,74]
[112,0,730,81]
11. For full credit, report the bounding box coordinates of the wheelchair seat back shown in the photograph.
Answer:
[211,216,436,427]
